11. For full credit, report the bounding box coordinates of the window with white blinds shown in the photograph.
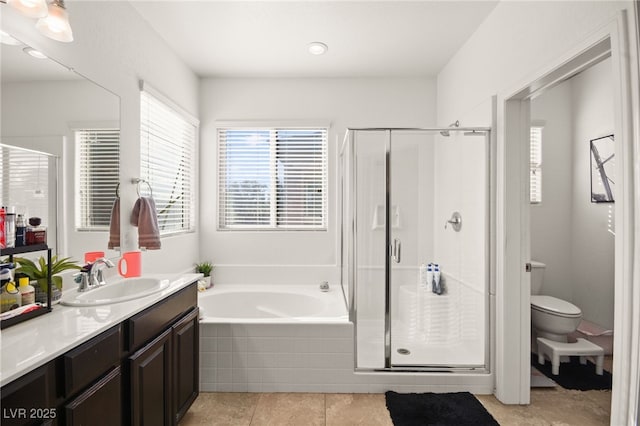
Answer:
[76,129,120,230]
[0,145,52,228]
[218,128,327,230]
[530,126,543,204]
[140,89,197,235]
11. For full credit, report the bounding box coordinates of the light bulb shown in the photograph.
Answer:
[7,0,48,19]
[36,0,74,43]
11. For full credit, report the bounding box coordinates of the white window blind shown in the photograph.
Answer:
[140,89,197,235]
[0,145,51,228]
[530,126,543,204]
[218,128,327,230]
[76,129,120,230]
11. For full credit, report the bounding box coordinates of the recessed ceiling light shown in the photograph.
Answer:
[23,46,47,59]
[308,42,328,56]
[0,30,22,46]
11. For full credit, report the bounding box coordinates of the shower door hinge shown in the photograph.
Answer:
[525,263,532,272]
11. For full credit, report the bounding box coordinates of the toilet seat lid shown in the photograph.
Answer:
[531,295,582,317]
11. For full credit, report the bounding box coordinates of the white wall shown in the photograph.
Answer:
[569,59,615,330]
[199,77,436,284]
[436,0,636,406]
[1,2,199,275]
[531,58,615,330]
[530,80,575,303]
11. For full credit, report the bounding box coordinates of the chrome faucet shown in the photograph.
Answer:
[74,257,114,292]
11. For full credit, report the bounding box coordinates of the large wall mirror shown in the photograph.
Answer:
[1,35,120,263]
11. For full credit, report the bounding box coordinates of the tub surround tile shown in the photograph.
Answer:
[326,393,393,426]
[251,393,325,426]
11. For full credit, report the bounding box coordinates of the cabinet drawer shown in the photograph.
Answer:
[63,325,121,398]
[65,367,122,426]
[127,283,196,352]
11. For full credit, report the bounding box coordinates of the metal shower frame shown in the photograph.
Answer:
[340,126,492,373]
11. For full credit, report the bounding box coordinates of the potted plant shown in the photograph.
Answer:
[14,255,81,304]
[195,261,214,289]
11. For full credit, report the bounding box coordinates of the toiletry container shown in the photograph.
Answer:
[15,214,26,247]
[26,217,46,245]
[0,207,5,248]
[1,282,22,313]
[18,277,35,305]
[3,207,16,248]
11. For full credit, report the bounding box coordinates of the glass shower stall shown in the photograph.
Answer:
[340,127,490,371]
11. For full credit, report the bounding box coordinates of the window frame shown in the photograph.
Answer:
[139,82,199,237]
[216,123,329,231]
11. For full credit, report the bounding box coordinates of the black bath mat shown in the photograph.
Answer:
[531,353,612,390]
[385,391,499,426]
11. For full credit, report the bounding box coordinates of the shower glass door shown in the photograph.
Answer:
[348,128,489,371]
[389,129,487,368]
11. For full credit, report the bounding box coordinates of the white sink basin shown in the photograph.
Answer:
[60,277,170,307]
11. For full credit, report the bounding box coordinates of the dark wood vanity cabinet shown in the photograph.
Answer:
[1,282,198,426]
[173,307,199,423]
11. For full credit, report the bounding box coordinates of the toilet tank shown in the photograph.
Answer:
[530,261,546,294]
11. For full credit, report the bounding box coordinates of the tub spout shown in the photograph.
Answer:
[319,281,330,292]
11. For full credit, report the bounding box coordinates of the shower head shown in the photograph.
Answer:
[440,120,460,137]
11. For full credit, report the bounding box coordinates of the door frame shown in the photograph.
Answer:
[495,10,639,425]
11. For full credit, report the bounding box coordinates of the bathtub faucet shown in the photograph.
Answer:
[319,281,330,292]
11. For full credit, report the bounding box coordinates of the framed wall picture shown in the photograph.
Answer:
[590,134,615,203]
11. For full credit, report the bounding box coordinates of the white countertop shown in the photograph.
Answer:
[0,273,200,387]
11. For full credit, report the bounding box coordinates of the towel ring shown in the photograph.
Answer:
[132,178,153,198]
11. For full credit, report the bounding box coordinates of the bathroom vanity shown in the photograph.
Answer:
[0,274,199,426]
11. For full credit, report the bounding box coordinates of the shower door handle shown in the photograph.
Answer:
[392,238,401,263]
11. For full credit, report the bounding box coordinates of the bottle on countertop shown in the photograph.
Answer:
[0,207,5,249]
[18,277,35,305]
[1,282,21,313]
[15,214,26,247]
[26,217,46,245]
[2,206,16,248]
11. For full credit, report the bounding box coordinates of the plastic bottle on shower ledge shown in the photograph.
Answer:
[433,264,442,295]
[425,264,434,291]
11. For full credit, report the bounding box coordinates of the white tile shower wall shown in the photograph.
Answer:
[200,323,492,393]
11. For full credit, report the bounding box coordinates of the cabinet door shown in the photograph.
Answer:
[1,362,57,426]
[64,367,121,426]
[173,308,199,423]
[129,328,172,426]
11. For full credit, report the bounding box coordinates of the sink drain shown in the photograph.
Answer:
[397,348,411,355]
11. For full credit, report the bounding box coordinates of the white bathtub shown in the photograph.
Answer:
[198,284,348,324]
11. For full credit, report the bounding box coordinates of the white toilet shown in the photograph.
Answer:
[530,261,582,342]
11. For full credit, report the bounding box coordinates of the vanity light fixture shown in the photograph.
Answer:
[36,0,73,42]
[23,46,47,59]
[6,0,47,19]
[307,41,328,56]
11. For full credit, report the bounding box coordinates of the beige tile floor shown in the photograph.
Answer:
[179,388,611,426]
[181,357,614,425]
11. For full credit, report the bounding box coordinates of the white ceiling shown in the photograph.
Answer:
[130,1,499,78]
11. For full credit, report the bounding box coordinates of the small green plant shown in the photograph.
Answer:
[194,261,214,277]
[14,255,81,292]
